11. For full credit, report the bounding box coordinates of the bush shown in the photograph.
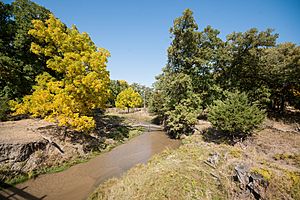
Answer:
[208,91,265,139]
[165,94,201,138]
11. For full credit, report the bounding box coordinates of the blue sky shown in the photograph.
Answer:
[5,0,300,86]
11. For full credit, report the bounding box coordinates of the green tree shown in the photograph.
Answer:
[11,15,110,131]
[208,91,266,139]
[166,9,224,107]
[217,28,278,105]
[0,2,16,119]
[148,90,165,118]
[165,94,201,138]
[152,72,202,137]
[150,8,298,140]
[0,0,51,99]
[166,9,199,75]
[260,42,300,112]
[130,83,153,108]
[107,80,129,107]
[115,87,142,113]
[150,9,205,137]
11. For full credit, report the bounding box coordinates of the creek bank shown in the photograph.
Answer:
[0,115,143,185]
[0,127,180,200]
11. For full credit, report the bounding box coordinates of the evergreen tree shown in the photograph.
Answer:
[208,91,266,139]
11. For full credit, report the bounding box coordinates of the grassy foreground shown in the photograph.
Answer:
[89,122,300,200]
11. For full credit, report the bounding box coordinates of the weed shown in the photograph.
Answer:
[229,147,242,158]
[251,167,272,181]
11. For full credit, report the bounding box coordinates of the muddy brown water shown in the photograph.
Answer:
[1,128,180,200]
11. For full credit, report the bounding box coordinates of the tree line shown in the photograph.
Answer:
[149,9,300,138]
[1,2,299,136]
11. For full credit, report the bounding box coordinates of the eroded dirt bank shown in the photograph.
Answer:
[1,128,180,200]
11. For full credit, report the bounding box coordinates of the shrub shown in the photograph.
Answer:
[208,91,265,139]
[165,94,201,138]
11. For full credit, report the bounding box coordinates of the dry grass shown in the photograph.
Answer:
[89,136,230,200]
[106,109,155,124]
[89,118,300,200]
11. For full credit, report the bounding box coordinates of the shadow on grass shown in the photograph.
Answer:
[267,109,300,124]
[35,111,132,152]
[150,116,162,125]
[0,182,46,200]
[94,112,131,141]
[202,128,247,145]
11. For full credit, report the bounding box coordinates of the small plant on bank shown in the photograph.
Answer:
[208,91,266,139]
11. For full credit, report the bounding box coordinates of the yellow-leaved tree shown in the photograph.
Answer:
[115,87,142,113]
[10,14,110,131]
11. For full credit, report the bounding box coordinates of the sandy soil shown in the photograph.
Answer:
[0,119,53,144]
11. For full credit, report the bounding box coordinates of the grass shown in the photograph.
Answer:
[89,121,300,200]
[89,135,230,200]
[107,109,155,124]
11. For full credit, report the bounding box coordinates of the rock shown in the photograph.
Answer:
[207,152,220,166]
[0,140,48,162]
[247,173,268,200]
[104,138,115,145]
[180,134,187,140]
[234,164,268,200]
[234,164,250,189]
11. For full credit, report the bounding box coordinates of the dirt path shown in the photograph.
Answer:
[1,127,180,200]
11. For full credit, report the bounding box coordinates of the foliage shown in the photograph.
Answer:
[218,28,278,106]
[148,90,164,116]
[130,82,153,108]
[107,80,129,107]
[150,9,207,137]
[260,43,300,111]
[115,87,142,112]
[166,9,199,75]
[0,96,10,121]
[165,94,202,138]
[151,72,202,137]
[208,91,266,138]
[0,0,51,99]
[166,9,224,107]
[150,8,300,140]
[11,15,110,131]
[108,81,152,108]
